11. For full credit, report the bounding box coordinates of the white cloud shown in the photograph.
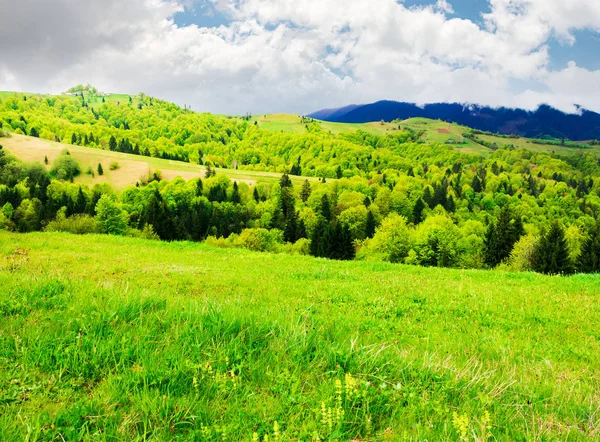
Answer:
[1,0,599,114]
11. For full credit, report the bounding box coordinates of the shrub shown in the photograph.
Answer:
[50,152,81,180]
[45,211,100,235]
[233,228,283,252]
[109,161,120,171]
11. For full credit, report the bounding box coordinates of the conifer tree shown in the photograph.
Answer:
[533,221,573,275]
[300,179,312,202]
[471,175,482,193]
[412,198,426,224]
[253,187,260,202]
[109,135,117,151]
[365,210,377,238]
[44,155,48,165]
[284,210,299,243]
[484,206,525,267]
[231,182,241,204]
[196,178,203,197]
[336,165,343,179]
[578,225,600,273]
[320,194,331,221]
[97,163,104,176]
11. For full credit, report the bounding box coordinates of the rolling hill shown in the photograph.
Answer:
[309,101,600,141]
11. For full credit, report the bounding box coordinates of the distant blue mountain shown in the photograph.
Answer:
[309,101,600,141]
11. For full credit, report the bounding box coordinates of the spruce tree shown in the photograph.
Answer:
[253,187,260,202]
[284,210,299,243]
[336,165,343,179]
[578,225,600,273]
[320,194,331,221]
[365,210,376,238]
[231,182,241,204]
[300,179,311,202]
[412,198,425,224]
[109,136,117,151]
[97,163,104,176]
[471,175,482,193]
[44,155,48,165]
[484,207,525,267]
[533,221,573,275]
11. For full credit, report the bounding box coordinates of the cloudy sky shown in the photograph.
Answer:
[1,0,600,115]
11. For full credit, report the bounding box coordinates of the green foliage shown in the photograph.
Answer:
[533,221,574,275]
[45,209,100,234]
[50,151,81,181]
[95,195,128,235]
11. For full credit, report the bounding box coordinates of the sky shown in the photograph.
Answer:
[1,0,600,115]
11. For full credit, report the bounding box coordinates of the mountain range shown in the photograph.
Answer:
[309,101,600,141]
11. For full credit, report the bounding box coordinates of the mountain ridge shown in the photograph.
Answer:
[309,101,600,141]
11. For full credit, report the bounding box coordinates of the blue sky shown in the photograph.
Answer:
[3,0,600,114]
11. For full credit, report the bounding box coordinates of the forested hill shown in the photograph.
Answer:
[310,101,600,141]
[1,89,600,275]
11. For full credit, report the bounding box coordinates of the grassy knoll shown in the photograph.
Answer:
[1,134,320,189]
[1,231,599,440]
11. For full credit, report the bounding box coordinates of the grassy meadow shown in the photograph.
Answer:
[1,231,600,440]
[1,134,320,189]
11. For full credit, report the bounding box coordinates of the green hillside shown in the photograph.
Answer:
[1,133,320,189]
[2,231,599,440]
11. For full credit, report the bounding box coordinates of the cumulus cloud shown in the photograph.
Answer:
[0,0,599,114]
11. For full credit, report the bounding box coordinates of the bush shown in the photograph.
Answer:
[109,162,120,171]
[50,152,81,180]
[233,228,283,252]
[45,211,100,235]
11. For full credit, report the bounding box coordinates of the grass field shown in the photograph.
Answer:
[0,134,320,189]
[1,231,599,440]
[257,114,405,136]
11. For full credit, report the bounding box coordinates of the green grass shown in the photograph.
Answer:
[1,134,320,188]
[257,114,404,136]
[1,231,600,440]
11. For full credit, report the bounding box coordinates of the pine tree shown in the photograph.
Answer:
[484,206,525,267]
[412,198,426,224]
[365,210,377,238]
[75,187,87,214]
[231,182,241,204]
[578,225,600,273]
[109,135,117,151]
[471,175,482,193]
[320,194,331,221]
[533,221,573,275]
[300,179,312,202]
[296,219,307,240]
[310,217,330,258]
[284,210,299,243]
[97,163,104,176]
[423,187,434,209]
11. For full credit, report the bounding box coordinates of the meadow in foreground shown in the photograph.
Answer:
[1,231,600,441]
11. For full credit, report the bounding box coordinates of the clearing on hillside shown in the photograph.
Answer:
[1,134,320,189]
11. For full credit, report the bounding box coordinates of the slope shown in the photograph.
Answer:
[1,231,599,440]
